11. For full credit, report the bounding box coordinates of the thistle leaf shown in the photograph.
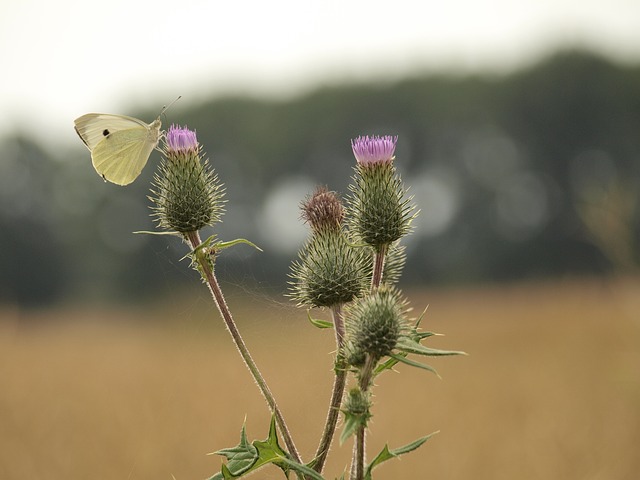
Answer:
[307,310,334,329]
[396,337,467,357]
[388,352,440,377]
[210,423,258,477]
[215,237,263,252]
[209,416,325,480]
[340,410,365,445]
[363,432,439,480]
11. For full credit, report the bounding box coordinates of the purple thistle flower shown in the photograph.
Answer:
[166,124,198,152]
[351,135,398,166]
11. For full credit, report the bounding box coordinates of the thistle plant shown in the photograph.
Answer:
[148,125,304,469]
[99,121,465,480]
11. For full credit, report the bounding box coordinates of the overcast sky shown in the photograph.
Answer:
[1,0,640,145]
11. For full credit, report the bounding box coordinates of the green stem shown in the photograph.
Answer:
[351,243,389,480]
[312,303,347,474]
[184,230,302,466]
[351,354,376,480]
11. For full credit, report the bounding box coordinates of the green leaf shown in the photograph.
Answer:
[339,409,370,445]
[133,230,181,236]
[209,416,325,480]
[414,331,441,340]
[250,416,290,474]
[215,237,263,253]
[373,355,399,375]
[396,337,467,357]
[212,423,258,477]
[388,352,440,377]
[307,310,334,329]
[182,236,263,262]
[364,432,439,480]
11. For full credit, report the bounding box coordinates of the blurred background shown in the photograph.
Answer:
[1,1,639,479]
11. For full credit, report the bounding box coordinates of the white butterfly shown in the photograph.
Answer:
[74,112,163,186]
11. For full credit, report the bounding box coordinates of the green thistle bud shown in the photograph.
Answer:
[340,387,372,444]
[290,188,368,308]
[289,229,368,308]
[344,388,371,418]
[347,136,416,250]
[345,286,407,364]
[150,125,224,234]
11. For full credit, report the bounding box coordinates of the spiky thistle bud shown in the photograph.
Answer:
[339,387,372,444]
[344,388,371,418]
[290,188,368,308]
[345,286,407,366]
[301,186,345,234]
[347,135,416,251]
[150,125,224,234]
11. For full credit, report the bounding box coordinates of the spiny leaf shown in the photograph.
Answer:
[209,416,325,480]
[339,409,370,445]
[396,337,467,357]
[415,331,441,340]
[388,352,440,377]
[364,432,439,480]
[211,423,258,477]
[373,354,401,375]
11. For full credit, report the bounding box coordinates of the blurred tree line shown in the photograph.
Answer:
[1,50,639,307]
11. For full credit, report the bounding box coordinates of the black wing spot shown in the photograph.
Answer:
[102,129,110,137]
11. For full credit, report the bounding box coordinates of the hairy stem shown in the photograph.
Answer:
[184,230,302,465]
[312,303,348,474]
[351,354,376,480]
[351,243,389,480]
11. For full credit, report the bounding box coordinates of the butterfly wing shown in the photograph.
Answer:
[74,113,149,150]
[74,114,162,185]
[91,127,158,185]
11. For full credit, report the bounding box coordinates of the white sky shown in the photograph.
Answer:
[1,0,640,145]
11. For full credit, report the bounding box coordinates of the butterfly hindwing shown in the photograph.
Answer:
[91,127,157,185]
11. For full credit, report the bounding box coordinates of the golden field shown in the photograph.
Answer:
[1,277,639,480]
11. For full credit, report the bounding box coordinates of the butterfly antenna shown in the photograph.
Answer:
[160,96,182,118]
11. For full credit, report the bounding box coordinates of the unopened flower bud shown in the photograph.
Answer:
[344,388,371,418]
[289,229,368,308]
[301,186,344,233]
[345,286,406,364]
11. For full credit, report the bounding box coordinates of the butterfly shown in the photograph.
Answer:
[73,112,163,186]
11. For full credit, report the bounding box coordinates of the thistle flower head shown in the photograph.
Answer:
[351,135,398,166]
[150,125,224,234]
[301,186,344,233]
[166,124,198,153]
[347,136,416,249]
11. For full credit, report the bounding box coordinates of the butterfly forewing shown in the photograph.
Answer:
[73,113,162,185]
[74,114,150,150]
